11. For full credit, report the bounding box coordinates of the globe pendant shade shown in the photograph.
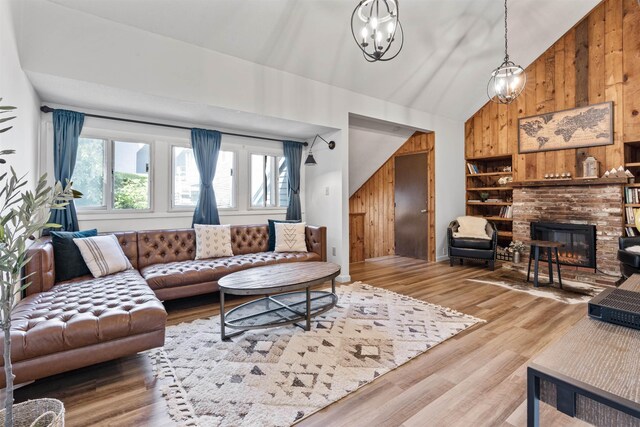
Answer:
[487,62,526,104]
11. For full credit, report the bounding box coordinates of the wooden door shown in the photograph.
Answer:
[394,153,429,260]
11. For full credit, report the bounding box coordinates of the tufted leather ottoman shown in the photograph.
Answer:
[0,270,166,387]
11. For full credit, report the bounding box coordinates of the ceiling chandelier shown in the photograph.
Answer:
[351,0,404,62]
[487,0,526,104]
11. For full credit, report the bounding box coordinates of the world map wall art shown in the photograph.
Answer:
[518,101,613,154]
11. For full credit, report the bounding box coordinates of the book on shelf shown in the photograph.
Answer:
[498,205,513,218]
[626,227,638,237]
[625,187,640,204]
[466,162,480,174]
[626,206,636,224]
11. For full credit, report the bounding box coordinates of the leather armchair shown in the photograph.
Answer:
[448,219,498,270]
[618,236,640,279]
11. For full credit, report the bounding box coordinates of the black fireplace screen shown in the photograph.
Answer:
[530,222,596,269]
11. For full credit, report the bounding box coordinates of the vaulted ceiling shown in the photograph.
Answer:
[44,0,600,122]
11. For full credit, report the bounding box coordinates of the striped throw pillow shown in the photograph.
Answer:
[73,234,133,278]
[274,222,308,253]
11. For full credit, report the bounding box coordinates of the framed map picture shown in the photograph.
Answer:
[518,102,613,154]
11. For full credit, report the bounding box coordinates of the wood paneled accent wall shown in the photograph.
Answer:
[349,132,435,261]
[465,0,640,180]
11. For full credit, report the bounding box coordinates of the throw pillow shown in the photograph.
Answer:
[50,229,98,282]
[626,245,640,255]
[194,224,234,260]
[267,219,300,251]
[73,234,133,278]
[453,216,491,240]
[274,222,308,253]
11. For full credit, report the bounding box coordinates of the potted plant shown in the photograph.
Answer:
[479,192,490,202]
[508,240,526,264]
[0,99,76,426]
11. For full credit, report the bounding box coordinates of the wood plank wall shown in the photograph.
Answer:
[349,132,436,261]
[465,0,640,181]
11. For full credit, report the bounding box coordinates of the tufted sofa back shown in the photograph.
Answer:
[25,224,326,296]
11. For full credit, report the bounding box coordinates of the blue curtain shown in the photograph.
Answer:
[283,140,302,220]
[191,128,221,226]
[49,109,84,232]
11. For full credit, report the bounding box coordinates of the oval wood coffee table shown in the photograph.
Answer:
[218,262,341,340]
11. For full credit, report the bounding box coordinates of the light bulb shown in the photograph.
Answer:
[387,22,395,34]
[361,27,368,39]
[370,16,378,29]
[376,31,383,42]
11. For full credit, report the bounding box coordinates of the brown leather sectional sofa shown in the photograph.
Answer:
[0,224,326,387]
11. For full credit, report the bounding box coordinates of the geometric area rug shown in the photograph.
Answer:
[148,282,484,426]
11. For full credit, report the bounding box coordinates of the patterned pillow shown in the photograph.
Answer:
[73,234,133,278]
[274,222,308,253]
[194,224,234,260]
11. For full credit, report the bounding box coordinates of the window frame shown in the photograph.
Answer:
[75,135,155,214]
[248,151,289,211]
[169,143,239,212]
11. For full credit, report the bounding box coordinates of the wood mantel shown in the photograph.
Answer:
[511,177,628,188]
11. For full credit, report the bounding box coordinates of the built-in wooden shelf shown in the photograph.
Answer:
[465,154,512,161]
[625,162,640,168]
[466,202,512,206]
[625,224,637,228]
[466,171,513,177]
[483,216,513,222]
[467,186,513,191]
[497,231,513,238]
[512,177,628,187]
[625,204,640,207]
[625,183,640,187]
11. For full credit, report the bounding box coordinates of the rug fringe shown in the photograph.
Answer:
[149,349,199,427]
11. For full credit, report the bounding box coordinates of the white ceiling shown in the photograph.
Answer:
[46,0,600,121]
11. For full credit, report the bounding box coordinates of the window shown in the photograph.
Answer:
[74,137,151,211]
[172,146,236,209]
[113,141,151,210]
[250,154,289,208]
[74,138,106,208]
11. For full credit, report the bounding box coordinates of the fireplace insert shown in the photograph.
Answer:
[530,222,596,269]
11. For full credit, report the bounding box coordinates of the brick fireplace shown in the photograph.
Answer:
[511,182,623,286]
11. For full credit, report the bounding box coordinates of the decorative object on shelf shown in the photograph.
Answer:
[501,166,512,172]
[582,156,599,178]
[603,165,634,180]
[351,0,403,62]
[304,134,336,166]
[487,0,526,104]
[518,102,613,154]
[544,172,572,180]
[498,176,513,186]
[479,192,490,202]
[508,240,526,264]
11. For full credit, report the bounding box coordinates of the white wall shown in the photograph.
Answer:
[0,0,40,188]
[40,104,300,232]
[348,126,415,196]
[12,0,467,277]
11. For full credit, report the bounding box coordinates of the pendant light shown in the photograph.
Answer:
[487,0,526,104]
[351,0,404,62]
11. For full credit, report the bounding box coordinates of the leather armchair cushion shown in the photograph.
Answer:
[141,251,321,290]
[618,249,640,268]
[3,270,166,364]
[450,237,493,250]
[449,247,495,260]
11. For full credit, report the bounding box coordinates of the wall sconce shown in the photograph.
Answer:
[305,134,336,166]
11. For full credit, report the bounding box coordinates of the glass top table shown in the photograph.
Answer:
[217,262,341,340]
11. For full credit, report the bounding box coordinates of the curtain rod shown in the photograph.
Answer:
[40,106,308,146]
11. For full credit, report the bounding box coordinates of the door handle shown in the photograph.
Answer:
[420,209,427,213]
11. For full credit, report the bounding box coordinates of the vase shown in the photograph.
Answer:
[513,251,521,264]
[0,398,64,427]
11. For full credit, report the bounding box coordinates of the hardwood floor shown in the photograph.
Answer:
[11,257,592,426]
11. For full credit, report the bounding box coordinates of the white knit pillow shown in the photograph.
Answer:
[73,234,133,278]
[274,222,308,253]
[194,224,234,260]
